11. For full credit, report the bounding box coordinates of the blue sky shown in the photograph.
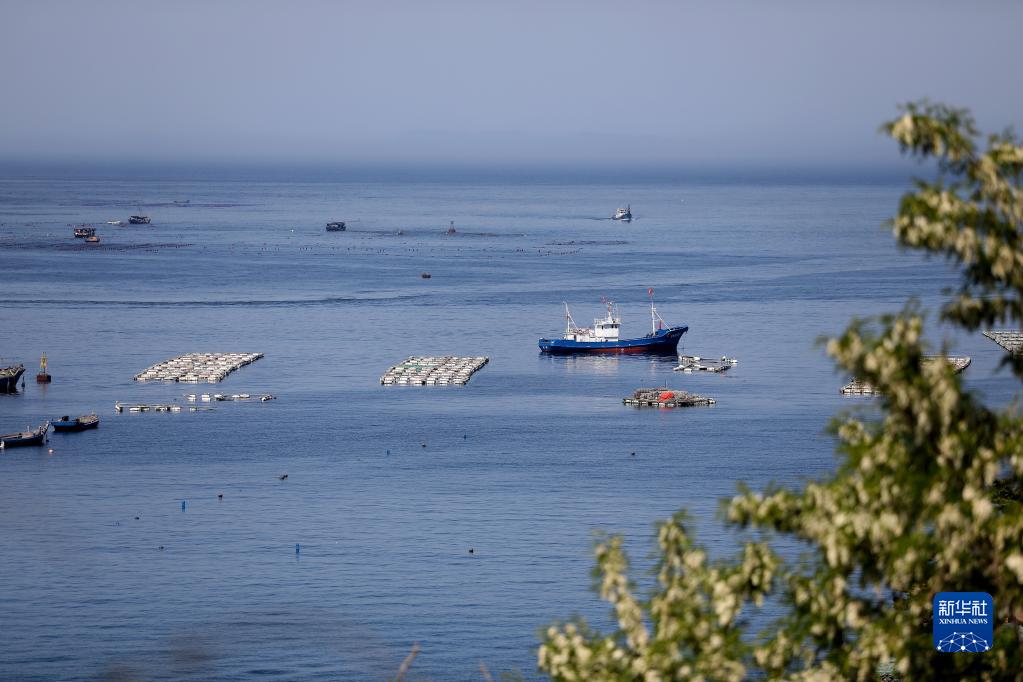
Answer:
[1,0,1020,168]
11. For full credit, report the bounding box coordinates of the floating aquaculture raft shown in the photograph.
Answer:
[674,354,738,373]
[840,356,971,395]
[983,331,1023,354]
[623,387,716,407]
[115,402,184,413]
[381,356,489,386]
[839,379,881,396]
[134,352,263,383]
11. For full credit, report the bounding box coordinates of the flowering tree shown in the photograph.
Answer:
[539,103,1023,681]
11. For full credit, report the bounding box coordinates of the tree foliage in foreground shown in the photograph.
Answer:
[538,103,1023,681]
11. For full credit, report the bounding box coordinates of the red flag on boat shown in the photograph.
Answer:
[647,287,654,297]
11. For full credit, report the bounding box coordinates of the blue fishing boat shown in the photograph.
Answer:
[0,422,49,448]
[539,295,687,354]
[52,414,99,432]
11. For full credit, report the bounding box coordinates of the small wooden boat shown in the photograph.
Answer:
[85,235,100,244]
[0,422,50,447]
[52,414,99,432]
[326,221,346,231]
[74,226,96,238]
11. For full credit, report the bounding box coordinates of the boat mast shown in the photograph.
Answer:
[564,303,575,334]
[647,288,667,333]
[648,288,657,334]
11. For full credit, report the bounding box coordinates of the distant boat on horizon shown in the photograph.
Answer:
[612,205,632,222]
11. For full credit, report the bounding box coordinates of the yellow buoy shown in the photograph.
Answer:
[36,353,52,383]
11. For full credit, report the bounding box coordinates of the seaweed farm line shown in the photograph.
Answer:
[381,356,489,386]
[115,403,188,413]
[134,352,263,383]
[186,393,275,402]
[623,387,716,408]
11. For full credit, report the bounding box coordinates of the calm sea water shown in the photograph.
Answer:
[0,172,1015,680]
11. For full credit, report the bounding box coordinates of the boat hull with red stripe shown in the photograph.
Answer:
[539,325,687,354]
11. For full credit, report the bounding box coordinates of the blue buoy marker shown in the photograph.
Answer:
[295,543,300,555]
[181,500,186,511]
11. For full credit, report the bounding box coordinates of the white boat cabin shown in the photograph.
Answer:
[562,303,621,342]
[558,297,670,342]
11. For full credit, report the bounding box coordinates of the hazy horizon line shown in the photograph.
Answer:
[0,156,926,185]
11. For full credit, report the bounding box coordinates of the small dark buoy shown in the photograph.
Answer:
[181,500,186,511]
[134,516,140,520]
[295,543,300,554]
[218,493,223,500]
[159,546,164,551]
[469,548,474,554]
[386,449,390,455]
[421,442,427,448]
[463,434,467,440]
[630,451,636,457]
[279,473,288,480]
[421,272,431,279]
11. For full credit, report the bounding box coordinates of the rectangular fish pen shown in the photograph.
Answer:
[380,356,489,386]
[134,352,264,383]
[841,355,971,395]
[983,331,1023,354]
